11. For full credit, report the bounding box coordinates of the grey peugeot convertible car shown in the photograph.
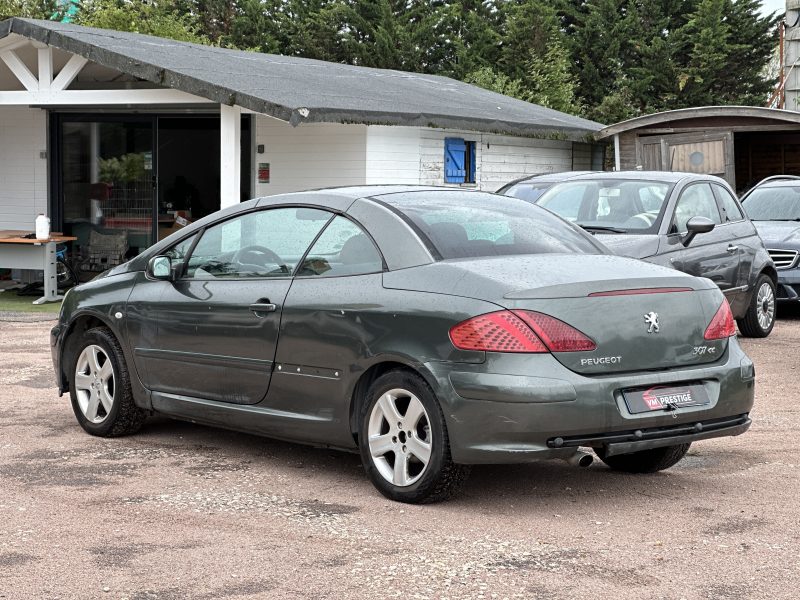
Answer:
[51,186,755,503]
[519,172,777,338]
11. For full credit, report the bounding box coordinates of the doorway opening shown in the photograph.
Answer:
[51,113,252,277]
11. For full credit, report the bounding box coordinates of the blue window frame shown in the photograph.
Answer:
[444,138,476,184]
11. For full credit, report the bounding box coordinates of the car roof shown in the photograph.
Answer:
[747,179,800,189]
[256,185,457,205]
[505,170,729,187]
[554,171,725,184]
[503,171,598,187]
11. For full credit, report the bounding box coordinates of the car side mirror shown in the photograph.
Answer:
[147,255,174,281]
[681,216,716,247]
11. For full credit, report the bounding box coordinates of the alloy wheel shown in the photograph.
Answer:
[756,281,775,332]
[367,388,432,487]
[74,345,115,423]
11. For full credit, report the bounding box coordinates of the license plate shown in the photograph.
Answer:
[623,383,710,414]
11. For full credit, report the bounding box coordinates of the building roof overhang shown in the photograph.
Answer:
[597,106,800,139]
[0,18,604,139]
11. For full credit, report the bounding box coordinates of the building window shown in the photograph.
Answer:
[444,138,476,184]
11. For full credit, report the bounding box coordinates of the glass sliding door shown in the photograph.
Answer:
[52,112,253,273]
[57,116,155,273]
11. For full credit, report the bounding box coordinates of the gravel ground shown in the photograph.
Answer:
[1,310,799,600]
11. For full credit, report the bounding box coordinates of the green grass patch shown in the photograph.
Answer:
[0,290,62,313]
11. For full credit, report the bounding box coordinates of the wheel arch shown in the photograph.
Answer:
[347,357,440,442]
[59,310,124,393]
[760,264,778,286]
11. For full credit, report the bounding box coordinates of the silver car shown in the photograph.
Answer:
[505,171,777,338]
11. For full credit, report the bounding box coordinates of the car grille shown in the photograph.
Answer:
[768,249,799,270]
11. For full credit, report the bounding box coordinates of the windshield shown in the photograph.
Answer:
[380,191,606,260]
[502,182,554,203]
[743,186,800,221]
[536,179,673,234]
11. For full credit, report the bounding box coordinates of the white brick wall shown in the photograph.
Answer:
[253,116,367,196]
[0,107,48,229]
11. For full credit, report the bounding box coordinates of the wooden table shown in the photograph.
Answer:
[0,231,78,304]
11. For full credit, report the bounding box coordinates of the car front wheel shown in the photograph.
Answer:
[737,274,776,338]
[358,370,470,503]
[68,327,145,437]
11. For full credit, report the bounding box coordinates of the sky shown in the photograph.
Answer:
[761,0,785,16]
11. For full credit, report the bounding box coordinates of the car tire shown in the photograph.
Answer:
[68,327,145,437]
[358,370,471,503]
[595,443,691,473]
[737,274,776,338]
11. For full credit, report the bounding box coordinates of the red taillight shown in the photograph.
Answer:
[513,310,597,352]
[449,311,547,353]
[704,299,737,340]
[449,310,595,353]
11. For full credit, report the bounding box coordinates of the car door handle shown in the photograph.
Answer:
[727,244,739,253]
[250,302,277,315]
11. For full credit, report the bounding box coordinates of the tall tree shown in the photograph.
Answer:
[76,0,207,43]
[0,0,65,20]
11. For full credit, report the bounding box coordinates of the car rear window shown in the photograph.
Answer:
[376,191,606,260]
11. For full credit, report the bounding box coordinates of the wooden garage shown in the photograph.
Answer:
[596,107,800,193]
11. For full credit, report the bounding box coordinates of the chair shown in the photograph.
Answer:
[82,229,129,272]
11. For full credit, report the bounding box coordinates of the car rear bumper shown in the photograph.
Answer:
[427,337,755,464]
[547,413,750,457]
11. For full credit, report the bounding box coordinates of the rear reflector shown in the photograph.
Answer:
[704,299,737,340]
[513,310,597,352]
[449,311,547,353]
[588,287,692,297]
[449,310,595,353]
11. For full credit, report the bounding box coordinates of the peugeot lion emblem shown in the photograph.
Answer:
[644,312,660,334]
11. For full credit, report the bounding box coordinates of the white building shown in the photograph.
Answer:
[0,18,603,264]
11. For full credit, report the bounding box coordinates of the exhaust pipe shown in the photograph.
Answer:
[565,450,594,468]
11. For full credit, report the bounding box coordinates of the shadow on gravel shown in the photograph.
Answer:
[112,417,753,512]
[777,303,800,320]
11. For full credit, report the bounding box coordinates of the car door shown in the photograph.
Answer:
[261,215,386,446]
[712,183,760,299]
[141,206,332,404]
[660,182,739,293]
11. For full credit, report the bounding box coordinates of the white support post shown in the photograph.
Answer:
[0,50,39,91]
[37,47,53,91]
[614,134,621,171]
[220,104,242,209]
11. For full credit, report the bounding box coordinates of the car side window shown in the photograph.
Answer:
[297,216,383,277]
[672,183,722,233]
[164,233,197,263]
[713,185,744,222]
[185,207,331,279]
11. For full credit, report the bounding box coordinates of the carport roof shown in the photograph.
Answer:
[0,18,604,139]
[597,106,800,139]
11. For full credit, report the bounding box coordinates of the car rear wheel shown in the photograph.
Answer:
[69,327,145,437]
[737,274,775,338]
[358,370,470,503]
[595,443,691,473]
